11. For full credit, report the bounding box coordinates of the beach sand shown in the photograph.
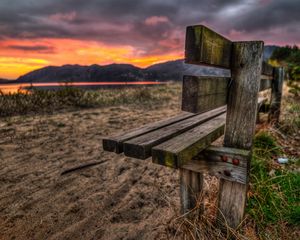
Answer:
[0,96,193,240]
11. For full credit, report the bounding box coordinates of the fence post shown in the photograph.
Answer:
[180,168,203,216]
[269,67,284,125]
[217,41,264,229]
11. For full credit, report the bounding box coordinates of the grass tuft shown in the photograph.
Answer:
[279,95,300,135]
[247,131,300,238]
[0,85,179,117]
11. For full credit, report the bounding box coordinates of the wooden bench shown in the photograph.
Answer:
[102,25,284,230]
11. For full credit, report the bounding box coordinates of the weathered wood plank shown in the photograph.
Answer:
[182,76,230,113]
[224,41,264,149]
[259,78,272,91]
[102,111,196,153]
[218,41,264,229]
[269,67,284,124]
[182,146,250,184]
[185,25,272,76]
[182,160,246,184]
[152,114,226,168]
[199,146,250,167]
[256,97,268,123]
[123,106,226,159]
[185,25,232,68]
[180,169,204,215]
[262,61,274,76]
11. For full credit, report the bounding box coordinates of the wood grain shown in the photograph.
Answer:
[185,25,232,68]
[102,111,196,153]
[185,25,271,77]
[259,78,272,91]
[256,97,268,123]
[262,61,274,76]
[180,169,204,215]
[269,67,284,124]
[182,76,230,113]
[223,41,264,149]
[152,114,226,168]
[182,146,250,184]
[218,41,264,229]
[123,106,226,159]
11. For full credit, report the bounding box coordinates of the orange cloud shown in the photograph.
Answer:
[0,38,182,79]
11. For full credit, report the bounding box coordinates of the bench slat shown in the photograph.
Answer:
[182,160,246,184]
[123,106,226,159]
[102,111,197,153]
[262,61,274,76]
[185,25,274,76]
[182,76,230,113]
[181,146,250,184]
[152,114,226,168]
[185,25,232,68]
[181,73,271,115]
[260,78,272,91]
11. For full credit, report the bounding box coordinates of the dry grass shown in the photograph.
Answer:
[0,84,181,117]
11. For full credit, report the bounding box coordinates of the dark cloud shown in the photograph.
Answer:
[0,0,299,55]
[226,0,300,32]
[8,44,55,53]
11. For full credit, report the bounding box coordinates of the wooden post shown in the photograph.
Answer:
[180,168,203,216]
[269,67,284,125]
[217,41,264,229]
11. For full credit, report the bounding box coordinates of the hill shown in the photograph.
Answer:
[0,78,13,83]
[16,46,277,83]
[15,60,230,83]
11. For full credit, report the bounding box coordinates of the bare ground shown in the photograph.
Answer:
[0,97,191,240]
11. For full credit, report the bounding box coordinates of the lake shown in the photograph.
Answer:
[0,81,167,94]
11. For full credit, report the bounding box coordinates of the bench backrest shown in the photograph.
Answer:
[181,25,284,228]
[182,25,274,115]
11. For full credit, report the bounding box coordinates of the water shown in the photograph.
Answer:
[0,81,167,94]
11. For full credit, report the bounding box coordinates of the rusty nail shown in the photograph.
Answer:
[224,170,231,176]
[232,159,240,166]
[221,155,228,162]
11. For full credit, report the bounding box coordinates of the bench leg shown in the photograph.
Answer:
[269,67,284,125]
[180,168,204,216]
[216,41,263,230]
[217,179,248,230]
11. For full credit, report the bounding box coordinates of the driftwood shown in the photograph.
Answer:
[61,160,108,175]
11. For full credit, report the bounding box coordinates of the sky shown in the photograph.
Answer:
[0,0,299,79]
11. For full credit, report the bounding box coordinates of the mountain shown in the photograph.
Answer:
[16,46,277,83]
[17,64,144,83]
[144,60,184,81]
[16,60,187,83]
[0,78,13,83]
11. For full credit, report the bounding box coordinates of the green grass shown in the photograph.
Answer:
[0,85,179,117]
[247,131,300,238]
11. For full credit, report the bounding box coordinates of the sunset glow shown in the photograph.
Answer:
[0,0,299,79]
[0,38,182,79]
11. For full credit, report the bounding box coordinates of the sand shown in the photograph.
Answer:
[0,99,193,240]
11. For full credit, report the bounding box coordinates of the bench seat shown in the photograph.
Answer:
[102,96,267,162]
[103,106,226,158]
